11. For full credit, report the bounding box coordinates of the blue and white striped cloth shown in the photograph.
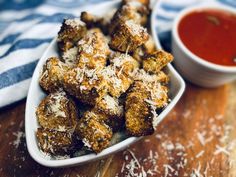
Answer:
[0,0,235,107]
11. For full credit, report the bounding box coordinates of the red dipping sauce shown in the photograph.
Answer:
[178,9,236,66]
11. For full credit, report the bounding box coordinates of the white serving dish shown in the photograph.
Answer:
[25,0,185,167]
[171,4,236,87]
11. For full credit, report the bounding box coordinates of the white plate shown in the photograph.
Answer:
[25,0,185,167]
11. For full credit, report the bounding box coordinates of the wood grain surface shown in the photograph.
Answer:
[0,81,235,177]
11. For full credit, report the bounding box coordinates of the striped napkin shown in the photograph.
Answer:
[0,0,235,108]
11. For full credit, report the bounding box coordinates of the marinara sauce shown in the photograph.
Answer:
[178,9,236,66]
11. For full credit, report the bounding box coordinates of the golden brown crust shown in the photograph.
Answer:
[93,94,124,131]
[109,0,149,34]
[134,69,169,108]
[109,52,140,76]
[100,65,133,98]
[57,18,87,53]
[39,57,69,93]
[63,68,108,106]
[75,111,113,153]
[125,81,154,136]
[36,128,73,155]
[132,36,156,62]
[109,20,149,53]
[142,50,174,74]
[76,29,110,70]
[36,91,78,132]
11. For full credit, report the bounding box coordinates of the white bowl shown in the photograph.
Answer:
[171,4,236,87]
[25,0,185,167]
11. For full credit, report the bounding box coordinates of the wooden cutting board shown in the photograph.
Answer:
[0,81,235,177]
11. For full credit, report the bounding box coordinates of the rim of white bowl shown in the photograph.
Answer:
[172,4,236,73]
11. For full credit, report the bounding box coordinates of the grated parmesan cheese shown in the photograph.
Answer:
[195,150,205,158]
[65,18,85,28]
[48,91,67,118]
[214,145,230,156]
[101,95,123,115]
[125,20,147,36]
[62,47,78,67]
[82,138,91,148]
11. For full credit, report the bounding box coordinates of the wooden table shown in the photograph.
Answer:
[0,80,235,177]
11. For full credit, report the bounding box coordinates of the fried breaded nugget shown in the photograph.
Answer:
[125,81,154,136]
[63,68,108,105]
[123,0,150,23]
[37,128,73,155]
[39,57,69,92]
[36,91,78,132]
[135,69,169,108]
[109,52,140,76]
[98,53,139,97]
[76,111,113,153]
[109,20,149,53]
[142,50,173,74]
[132,36,156,62]
[148,83,168,108]
[81,12,109,34]
[100,65,133,98]
[135,69,169,84]
[93,94,124,131]
[125,69,169,136]
[110,6,142,33]
[58,18,87,53]
[109,0,149,34]
[77,29,110,70]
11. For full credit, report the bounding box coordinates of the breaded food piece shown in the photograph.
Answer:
[109,0,149,33]
[81,11,109,34]
[142,50,173,74]
[63,68,108,105]
[37,128,73,155]
[132,36,156,62]
[101,53,139,98]
[93,94,124,131]
[125,81,155,136]
[77,29,110,70]
[135,69,169,84]
[125,69,169,136]
[100,65,134,98]
[76,111,113,153]
[123,0,150,22]
[149,83,168,108]
[36,91,78,132]
[61,47,78,67]
[109,52,140,76]
[39,57,69,92]
[122,0,150,7]
[109,20,149,53]
[135,69,169,108]
[57,18,86,53]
